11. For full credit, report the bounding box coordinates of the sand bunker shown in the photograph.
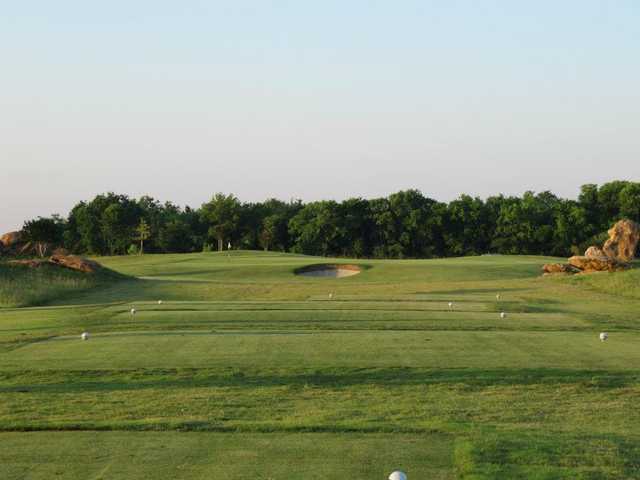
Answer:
[295,264,362,278]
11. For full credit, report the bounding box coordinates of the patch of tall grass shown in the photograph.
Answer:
[568,263,640,299]
[0,262,121,308]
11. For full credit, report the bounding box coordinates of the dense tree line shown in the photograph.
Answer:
[20,181,640,258]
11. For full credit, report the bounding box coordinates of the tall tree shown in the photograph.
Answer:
[22,216,65,257]
[134,219,151,255]
[619,183,640,222]
[337,198,374,257]
[259,215,278,251]
[200,193,242,251]
[288,201,341,256]
[444,195,491,256]
[371,190,444,258]
[597,181,629,225]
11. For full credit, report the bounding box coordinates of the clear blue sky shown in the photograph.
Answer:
[2,1,639,232]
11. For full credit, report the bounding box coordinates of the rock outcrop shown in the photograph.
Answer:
[602,219,640,262]
[49,254,101,273]
[542,263,580,274]
[1,232,102,274]
[0,231,33,256]
[543,256,626,275]
[0,231,22,248]
[584,246,606,258]
[543,219,638,275]
[568,255,625,273]
[52,248,70,257]
[7,254,102,273]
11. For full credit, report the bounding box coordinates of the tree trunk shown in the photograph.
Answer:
[218,237,223,252]
[35,242,48,258]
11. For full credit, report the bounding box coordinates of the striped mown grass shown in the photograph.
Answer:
[1,251,639,478]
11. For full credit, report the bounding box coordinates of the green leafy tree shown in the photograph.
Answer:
[444,195,491,256]
[200,193,242,251]
[259,215,278,251]
[134,219,151,255]
[597,181,630,225]
[263,199,302,252]
[101,204,128,256]
[20,181,640,259]
[22,216,65,257]
[288,201,341,256]
[158,219,193,253]
[66,193,141,255]
[619,183,640,222]
[370,190,444,258]
[578,183,601,237]
[68,201,103,254]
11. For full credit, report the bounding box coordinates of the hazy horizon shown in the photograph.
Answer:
[2,1,639,233]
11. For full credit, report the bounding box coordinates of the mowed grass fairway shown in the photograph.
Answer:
[1,252,640,479]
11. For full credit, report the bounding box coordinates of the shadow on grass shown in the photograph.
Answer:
[456,430,640,478]
[1,367,638,394]
[423,287,529,295]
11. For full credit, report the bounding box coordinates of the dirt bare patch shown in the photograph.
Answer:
[294,264,362,278]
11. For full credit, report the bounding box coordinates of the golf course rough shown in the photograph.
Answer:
[1,250,639,479]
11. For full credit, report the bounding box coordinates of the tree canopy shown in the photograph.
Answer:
[21,181,640,258]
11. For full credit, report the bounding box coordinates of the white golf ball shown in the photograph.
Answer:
[599,332,608,341]
[389,471,407,480]
[81,332,89,341]
[158,300,163,305]
[130,308,136,315]
[500,312,506,319]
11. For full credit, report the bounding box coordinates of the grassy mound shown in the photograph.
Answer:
[0,261,125,308]
[567,261,640,299]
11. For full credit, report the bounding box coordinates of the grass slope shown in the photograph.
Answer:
[0,261,124,308]
[0,251,639,479]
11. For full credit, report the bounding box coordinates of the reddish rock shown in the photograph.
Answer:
[584,246,606,259]
[0,231,22,248]
[568,255,626,273]
[603,219,640,262]
[542,263,580,274]
[49,254,101,273]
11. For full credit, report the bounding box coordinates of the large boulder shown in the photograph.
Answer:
[542,263,580,274]
[584,246,607,258]
[49,254,101,273]
[0,231,22,248]
[568,255,625,273]
[602,219,640,262]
